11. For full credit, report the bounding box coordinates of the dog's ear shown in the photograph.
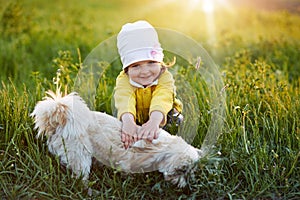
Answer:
[31,100,68,138]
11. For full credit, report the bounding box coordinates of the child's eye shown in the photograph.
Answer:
[130,64,139,68]
[148,61,158,65]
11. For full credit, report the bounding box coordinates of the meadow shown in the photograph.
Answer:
[0,0,299,199]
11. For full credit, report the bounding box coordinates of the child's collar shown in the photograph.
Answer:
[129,79,158,88]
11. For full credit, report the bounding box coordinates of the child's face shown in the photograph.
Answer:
[127,60,161,87]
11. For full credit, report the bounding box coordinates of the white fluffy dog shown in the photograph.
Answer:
[31,91,201,188]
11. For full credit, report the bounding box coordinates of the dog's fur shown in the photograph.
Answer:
[31,91,201,187]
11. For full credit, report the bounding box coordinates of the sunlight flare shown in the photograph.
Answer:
[202,0,215,13]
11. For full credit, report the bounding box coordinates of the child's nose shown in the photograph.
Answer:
[139,64,150,73]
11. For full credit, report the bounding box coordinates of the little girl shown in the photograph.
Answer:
[114,20,183,149]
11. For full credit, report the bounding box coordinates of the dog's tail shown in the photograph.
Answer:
[31,91,93,180]
[30,90,92,139]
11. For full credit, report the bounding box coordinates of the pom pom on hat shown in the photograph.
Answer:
[117,20,164,69]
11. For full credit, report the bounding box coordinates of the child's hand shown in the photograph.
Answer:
[138,111,163,141]
[121,113,138,149]
[139,121,159,141]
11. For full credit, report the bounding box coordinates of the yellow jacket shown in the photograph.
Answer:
[114,69,182,125]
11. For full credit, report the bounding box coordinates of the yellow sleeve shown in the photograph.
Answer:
[114,71,136,120]
[150,70,175,125]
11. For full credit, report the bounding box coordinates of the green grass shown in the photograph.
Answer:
[1,0,300,199]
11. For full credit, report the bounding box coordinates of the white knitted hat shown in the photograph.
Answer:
[117,20,164,69]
